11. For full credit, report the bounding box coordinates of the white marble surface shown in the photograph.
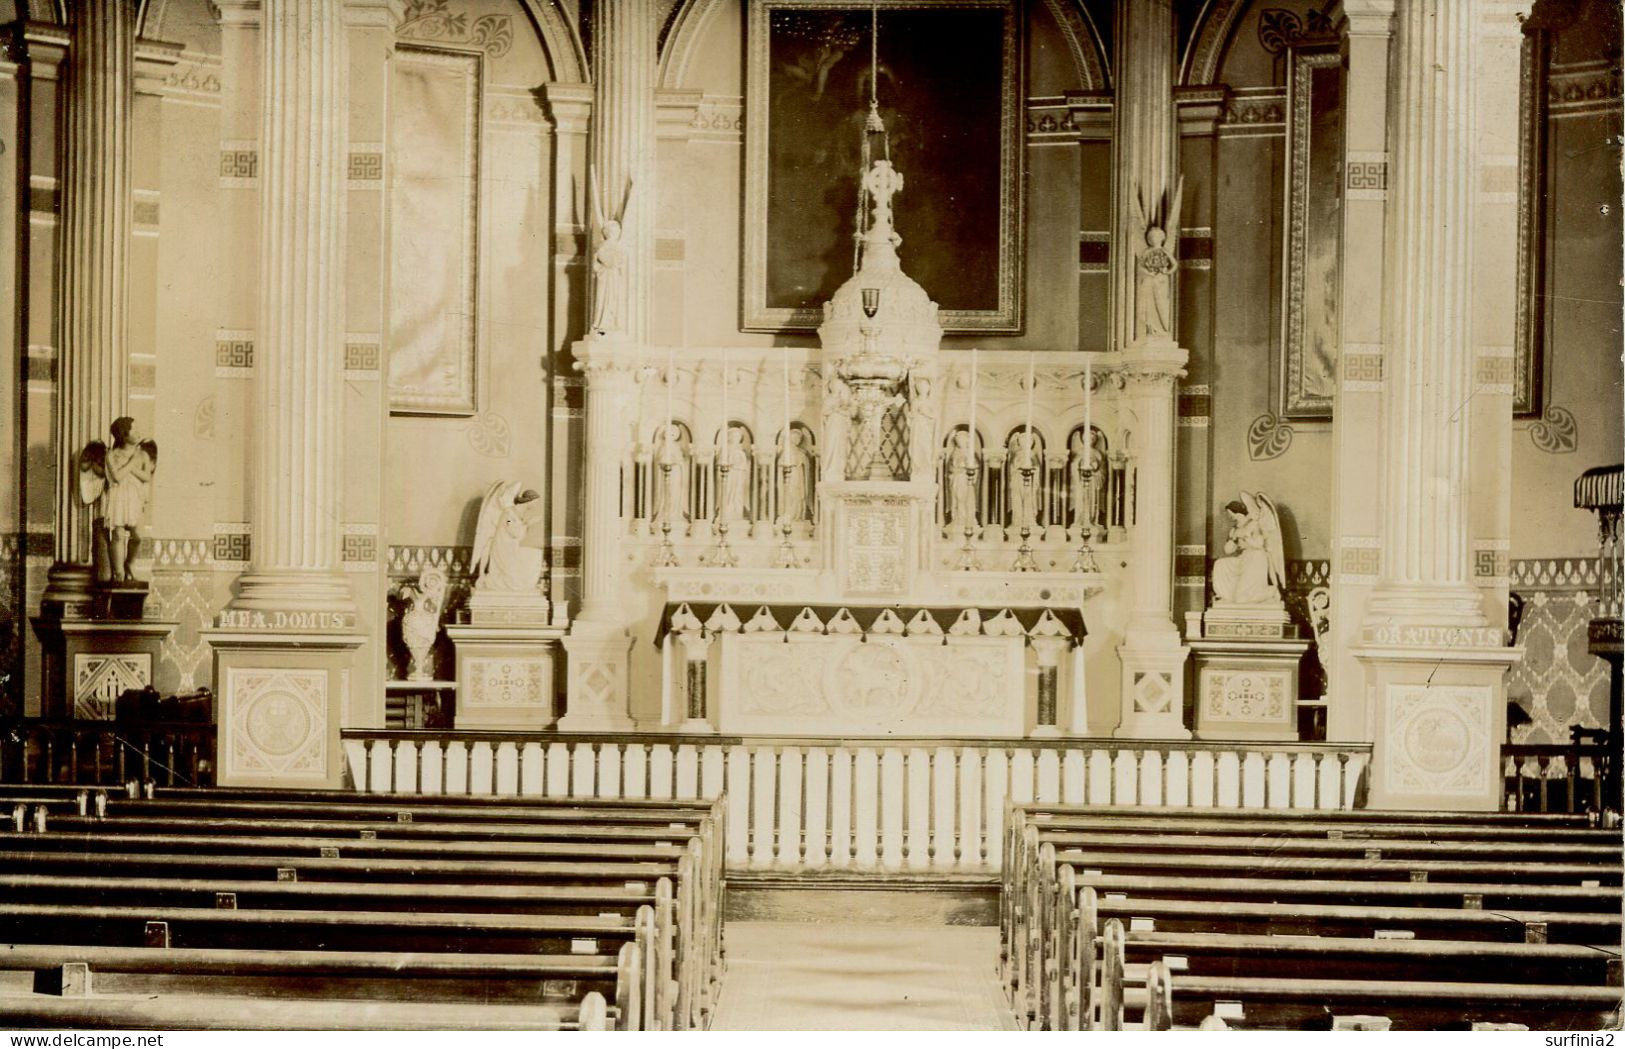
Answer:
[709,922,1018,1032]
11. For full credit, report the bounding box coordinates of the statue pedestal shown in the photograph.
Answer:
[561,625,637,732]
[31,611,177,719]
[1186,607,1304,741]
[1197,604,1297,640]
[447,622,565,730]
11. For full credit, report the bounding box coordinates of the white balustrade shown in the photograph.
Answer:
[342,732,1372,875]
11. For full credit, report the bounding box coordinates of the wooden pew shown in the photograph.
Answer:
[0,943,628,1024]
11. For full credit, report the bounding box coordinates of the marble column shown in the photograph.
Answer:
[1353,0,1519,810]
[1110,0,1189,739]
[43,0,135,612]
[560,0,656,730]
[206,0,362,788]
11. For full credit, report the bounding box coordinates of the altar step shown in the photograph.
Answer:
[726,872,999,926]
[343,730,1372,876]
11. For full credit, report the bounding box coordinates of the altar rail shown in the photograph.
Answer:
[341,731,1371,875]
[0,719,215,787]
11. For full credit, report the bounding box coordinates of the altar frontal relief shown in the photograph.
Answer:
[389,46,481,414]
[744,0,1022,332]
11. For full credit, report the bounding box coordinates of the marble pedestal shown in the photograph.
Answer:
[447,623,566,729]
[561,626,637,732]
[1188,637,1309,741]
[31,614,177,720]
[1354,629,1520,811]
[205,629,364,788]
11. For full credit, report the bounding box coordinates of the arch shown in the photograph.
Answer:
[1180,0,1250,86]
[656,0,729,90]
[1037,0,1110,92]
[384,0,587,83]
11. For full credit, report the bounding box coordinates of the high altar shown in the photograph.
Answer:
[541,146,1192,742]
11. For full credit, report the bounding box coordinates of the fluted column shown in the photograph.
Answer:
[576,358,638,620]
[231,0,353,614]
[1362,0,1484,629]
[44,0,135,610]
[1108,0,1176,354]
[588,0,655,343]
[1110,0,1189,739]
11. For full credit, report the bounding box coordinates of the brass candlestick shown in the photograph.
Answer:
[654,464,680,567]
[1070,467,1099,573]
[1012,469,1039,571]
[711,463,739,568]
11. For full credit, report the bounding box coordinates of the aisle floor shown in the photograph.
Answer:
[708,921,1020,1031]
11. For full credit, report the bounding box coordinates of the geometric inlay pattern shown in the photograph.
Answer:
[1201,668,1289,723]
[464,657,550,708]
[72,654,151,719]
[225,667,328,779]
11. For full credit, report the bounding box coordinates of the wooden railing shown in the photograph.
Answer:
[1502,741,1613,815]
[0,719,215,787]
[341,731,1371,875]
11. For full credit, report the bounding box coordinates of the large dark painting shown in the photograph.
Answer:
[744,0,1023,332]
[1280,47,1342,420]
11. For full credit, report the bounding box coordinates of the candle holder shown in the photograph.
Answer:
[710,463,739,568]
[773,517,798,569]
[654,466,681,568]
[1070,467,1099,573]
[1012,528,1040,573]
[956,521,981,572]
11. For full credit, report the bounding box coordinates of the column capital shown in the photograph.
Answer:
[1335,0,1396,38]
[572,337,645,384]
[539,81,593,133]
[1117,344,1189,388]
[209,0,263,28]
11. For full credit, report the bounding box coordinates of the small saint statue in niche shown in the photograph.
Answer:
[906,374,937,484]
[471,481,546,595]
[1007,431,1041,532]
[1210,491,1286,606]
[820,374,852,482]
[589,175,634,337]
[397,565,447,682]
[651,424,689,530]
[777,427,813,526]
[79,416,158,585]
[1069,430,1106,541]
[945,429,979,536]
[716,426,750,525]
[1130,177,1184,343]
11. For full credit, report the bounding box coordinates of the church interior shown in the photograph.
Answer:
[0,0,1621,1033]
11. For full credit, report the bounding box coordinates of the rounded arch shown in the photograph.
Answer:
[384,0,587,82]
[1180,0,1250,86]
[656,0,729,90]
[1037,0,1110,92]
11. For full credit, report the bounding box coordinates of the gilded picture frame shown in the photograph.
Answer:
[1279,46,1342,421]
[743,0,1024,334]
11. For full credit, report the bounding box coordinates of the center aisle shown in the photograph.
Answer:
[709,921,1020,1031]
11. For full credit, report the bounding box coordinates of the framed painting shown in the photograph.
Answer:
[389,45,482,415]
[743,0,1023,333]
[1279,46,1342,420]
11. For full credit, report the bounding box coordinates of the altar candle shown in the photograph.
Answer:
[665,345,675,432]
[720,348,729,442]
[782,347,791,456]
[1024,353,1035,436]
[968,347,978,443]
[1083,357,1093,448]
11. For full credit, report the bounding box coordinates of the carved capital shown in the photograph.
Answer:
[539,81,593,133]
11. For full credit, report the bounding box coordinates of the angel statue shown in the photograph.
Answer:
[589,174,635,337]
[471,481,545,596]
[397,565,448,682]
[1007,431,1041,531]
[944,429,980,536]
[79,416,158,585]
[650,424,689,530]
[1211,491,1285,606]
[1129,176,1184,343]
[1069,429,1106,541]
[716,426,750,525]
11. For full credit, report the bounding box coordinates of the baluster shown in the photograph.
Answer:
[881,747,907,871]
[1035,747,1061,804]
[444,741,469,795]
[1164,749,1189,807]
[932,746,956,870]
[803,746,829,870]
[595,741,621,800]
[777,746,803,868]
[984,747,1008,870]
[1316,752,1339,811]
[725,745,751,866]
[675,743,699,800]
[1215,750,1240,807]
[958,747,981,871]
[566,741,591,797]
[648,741,674,799]
[519,741,543,795]
[701,744,726,801]
[1112,749,1136,805]
[853,747,879,869]
[1061,748,1086,804]
[1009,747,1036,807]
[1291,752,1316,809]
[1265,752,1291,809]
[902,747,929,870]
[749,746,775,869]
[469,741,495,795]
[1342,751,1367,809]
[1139,748,1163,807]
[369,740,394,793]
[828,746,853,869]
[494,741,519,795]
[419,739,444,794]
[1241,751,1266,807]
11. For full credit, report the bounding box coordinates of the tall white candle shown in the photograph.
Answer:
[968,347,978,444]
[1024,353,1035,436]
[719,348,729,444]
[1083,357,1093,450]
[665,346,675,432]
[782,347,791,456]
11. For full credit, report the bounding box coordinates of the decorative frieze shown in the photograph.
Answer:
[1338,537,1382,584]
[1345,150,1389,200]
[219,141,258,187]
[214,330,254,375]
[1341,345,1384,392]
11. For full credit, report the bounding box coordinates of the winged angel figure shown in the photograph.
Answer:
[589,174,635,337]
[1211,491,1285,606]
[80,416,158,584]
[471,481,545,596]
[1129,177,1184,343]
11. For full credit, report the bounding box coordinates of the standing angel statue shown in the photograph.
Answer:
[1069,430,1106,540]
[1007,431,1041,531]
[650,424,690,530]
[1211,491,1286,606]
[716,426,750,524]
[589,175,635,336]
[1129,176,1184,343]
[397,565,448,682]
[777,427,814,526]
[79,416,158,584]
[471,481,545,596]
[945,429,980,536]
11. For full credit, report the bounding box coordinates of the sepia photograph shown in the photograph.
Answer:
[0,0,1620,1036]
